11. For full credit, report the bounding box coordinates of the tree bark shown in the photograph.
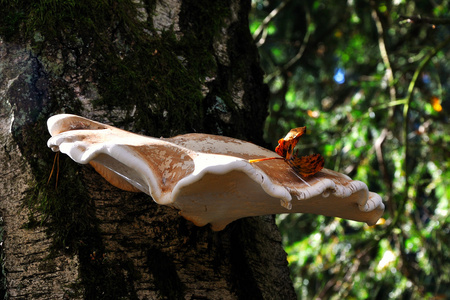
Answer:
[0,1,296,299]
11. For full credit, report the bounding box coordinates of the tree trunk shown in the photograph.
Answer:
[0,1,296,299]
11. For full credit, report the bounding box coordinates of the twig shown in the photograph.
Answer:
[372,6,396,103]
[399,15,450,26]
[374,128,395,214]
[252,0,292,41]
[248,157,283,163]
[265,8,312,83]
[47,152,60,189]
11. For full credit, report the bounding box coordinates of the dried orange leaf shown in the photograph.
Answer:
[287,154,324,177]
[275,126,306,160]
[251,126,324,178]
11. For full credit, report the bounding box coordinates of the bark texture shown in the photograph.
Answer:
[0,44,80,299]
[0,1,296,299]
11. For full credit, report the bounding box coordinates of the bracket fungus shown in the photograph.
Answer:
[47,114,384,231]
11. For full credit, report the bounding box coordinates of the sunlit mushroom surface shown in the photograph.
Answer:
[47,114,384,231]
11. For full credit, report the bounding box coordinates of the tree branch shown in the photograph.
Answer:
[399,15,450,26]
[371,6,396,103]
[253,0,292,42]
[265,8,311,83]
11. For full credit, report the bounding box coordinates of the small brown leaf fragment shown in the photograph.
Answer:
[250,126,324,177]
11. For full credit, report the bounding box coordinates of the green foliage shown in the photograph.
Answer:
[251,0,450,298]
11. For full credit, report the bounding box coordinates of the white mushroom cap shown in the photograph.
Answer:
[47,114,384,231]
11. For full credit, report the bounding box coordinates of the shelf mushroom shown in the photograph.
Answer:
[47,114,384,231]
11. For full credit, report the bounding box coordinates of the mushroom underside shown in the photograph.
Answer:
[174,169,384,231]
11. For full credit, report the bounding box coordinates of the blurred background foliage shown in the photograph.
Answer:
[250,0,449,299]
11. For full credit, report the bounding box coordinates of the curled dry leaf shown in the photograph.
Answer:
[275,126,307,160]
[251,127,324,178]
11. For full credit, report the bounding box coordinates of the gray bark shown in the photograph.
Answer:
[0,44,80,299]
[0,1,296,299]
